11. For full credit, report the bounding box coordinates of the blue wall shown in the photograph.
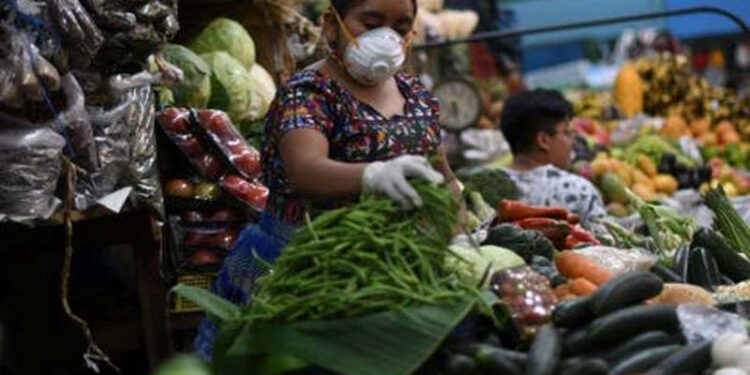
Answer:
[664,0,750,38]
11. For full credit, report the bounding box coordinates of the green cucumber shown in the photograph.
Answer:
[553,296,594,328]
[692,228,750,282]
[563,328,597,357]
[474,346,522,375]
[647,341,712,375]
[597,331,677,364]
[525,324,561,375]
[589,271,663,316]
[687,247,722,290]
[444,353,476,375]
[609,345,681,375]
[651,264,682,283]
[559,358,608,375]
[586,305,679,347]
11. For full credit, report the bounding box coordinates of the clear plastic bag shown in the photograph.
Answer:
[0,126,65,222]
[678,304,746,345]
[119,77,164,218]
[50,74,100,172]
[47,0,104,69]
[490,265,557,341]
[573,246,658,275]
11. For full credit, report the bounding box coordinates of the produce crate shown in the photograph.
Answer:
[171,274,214,314]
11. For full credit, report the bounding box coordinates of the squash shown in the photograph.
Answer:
[632,182,656,201]
[613,63,644,118]
[653,174,679,195]
[660,115,689,139]
[635,153,658,177]
[690,118,711,136]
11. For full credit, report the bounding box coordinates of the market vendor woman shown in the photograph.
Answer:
[501,90,607,226]
[196,0,460,359]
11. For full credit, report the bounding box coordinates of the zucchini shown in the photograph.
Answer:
[474,346,522,375]
[687,247,722,290]
[609,345,681,375]
[597,331,677,364]
[444,353,476,375]
[589,271,663,316]
[558,358,608,375]
[648,340,712,375]
[525,324,561,375]
[586,305,679,347]
[553,297,594,328]
[692,228,750,282]
[563,328,597,357]
[651,264,683,283]
[473,344,529,369]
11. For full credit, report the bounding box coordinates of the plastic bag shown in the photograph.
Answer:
[0,126,65,222]
[460,129,510,163]
[573,246,658,275]
[118,77,164,217]
[73,98,133,209]
[51,74,100,171]
[678,304,746,345]
[490,265,557,341]
[48,0,104,69]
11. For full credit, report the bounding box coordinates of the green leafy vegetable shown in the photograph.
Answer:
[190,18,256,69]
[162,44,212,108]
[462,169,519,208]
[245,63,276,122]
[449,245,525,285]
[202,51,257,122]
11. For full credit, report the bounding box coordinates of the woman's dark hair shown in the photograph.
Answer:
[500,89,573,154]
[331,0,418,16]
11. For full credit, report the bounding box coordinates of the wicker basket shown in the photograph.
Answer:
[171,274,214,314]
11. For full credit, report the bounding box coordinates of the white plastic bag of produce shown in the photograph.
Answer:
[573,246,658,275]
[677,304,746,345]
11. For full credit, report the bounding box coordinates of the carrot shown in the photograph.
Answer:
[554,284,571,299]
[499,200,570,222]
[555,251,614,286]
[570,278,597,296]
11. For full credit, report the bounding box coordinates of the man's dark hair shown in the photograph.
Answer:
[331,0,418,16]
[500,89,573,154]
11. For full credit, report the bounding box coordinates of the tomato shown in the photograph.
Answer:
[185,231,210,246]
[234,152,261,176]
[243,182,269,209]
[193,182,221,200]
[200,110,235,139]
[178,135,205,157]
[211,230,239,249]
[198,154,225,179]
[164,179,194,198]
[188,250,221,266]
[182,210,204,223]
[210,209,239,222]
[159,108,190,133]
[221,174,248,195]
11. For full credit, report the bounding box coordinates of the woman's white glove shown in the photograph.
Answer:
[362,155,445,209]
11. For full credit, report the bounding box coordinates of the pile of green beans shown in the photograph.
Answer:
[245,183,477,323]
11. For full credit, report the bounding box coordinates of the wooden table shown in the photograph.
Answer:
[0,210,170,373]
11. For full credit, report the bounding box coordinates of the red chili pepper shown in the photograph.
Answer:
[564,225,602,249]
[499,200,571,222]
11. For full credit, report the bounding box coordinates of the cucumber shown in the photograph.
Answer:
[651,264,682,283]
[444,353,476,375]
[474,346,522,375]
[648,340,712,375]
[597,331,677,364]
[589,271,663,316]
[692,228,750,282]
[525,324,561,375]
[609,345,681,375]
[558,358,608,375]
[553,297,594,328]
[586,305,679,347]
[688,247,722,290]
[563,328,597,357]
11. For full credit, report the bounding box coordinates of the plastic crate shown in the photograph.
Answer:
[171,274,214,314]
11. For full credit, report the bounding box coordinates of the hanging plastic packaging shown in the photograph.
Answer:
[0,126,65,222]
[52,74,100,172]
[47,0,104,70]
[677,304,746,345]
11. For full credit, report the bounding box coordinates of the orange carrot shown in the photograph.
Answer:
[554,284,571,299]
[555,251,614,286]
[570,278,597,296]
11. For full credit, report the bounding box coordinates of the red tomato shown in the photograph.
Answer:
[164,179,194,198]
[210,209,239,222]
[179,135,205,157]
[211,230,238,249]
[243,183,269,209]
[221,175,248,195]
[199,154,225,179]
[159,108,190,133]
[234,152,261,176]
[188,250,221,266]
[200,110,235,139]
[185,231,210,247]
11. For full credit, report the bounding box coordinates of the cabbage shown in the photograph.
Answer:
[162,44,211,108]
[202,51,256,122]
[449,245,525,286]
[246,63,276,121]
[190,18,256,69]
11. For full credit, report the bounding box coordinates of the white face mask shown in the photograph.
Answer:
[331,7,409,86]
[342,27,406,86]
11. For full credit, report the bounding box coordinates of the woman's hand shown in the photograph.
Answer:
[362,155,444,209]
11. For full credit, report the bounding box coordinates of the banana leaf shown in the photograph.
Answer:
[220,297,477,375]
[172,284,240,321]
